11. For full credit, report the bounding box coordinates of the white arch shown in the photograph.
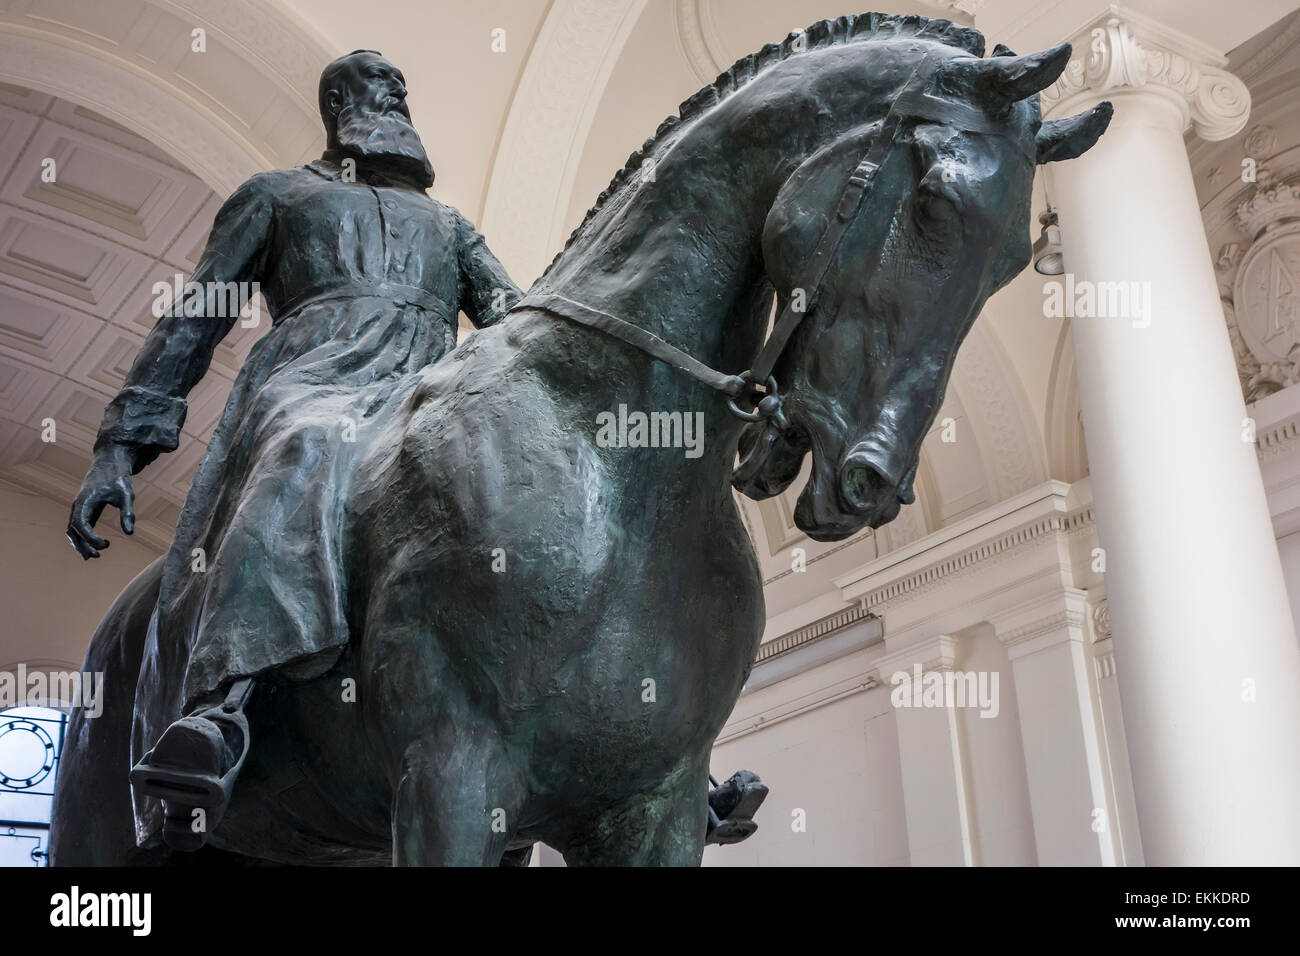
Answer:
[949,317,1050,501]
[1045,322,1088,482]
[480,0,650,285]
[0,0,335,194]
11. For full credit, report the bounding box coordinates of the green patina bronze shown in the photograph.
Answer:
[50,13,1110,866]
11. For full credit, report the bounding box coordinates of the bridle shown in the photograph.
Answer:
[514,50,1030,427]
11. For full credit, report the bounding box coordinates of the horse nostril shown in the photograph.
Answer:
[839,454,893,513]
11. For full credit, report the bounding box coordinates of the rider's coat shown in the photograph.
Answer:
[97,156,520,843]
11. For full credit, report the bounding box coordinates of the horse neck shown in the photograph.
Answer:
[537,118,794,423]
[525,63,891,482]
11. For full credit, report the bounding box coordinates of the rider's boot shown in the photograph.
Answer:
[129,678,254,851]
[706,770,769,845]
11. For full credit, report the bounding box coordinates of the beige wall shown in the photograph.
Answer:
[0,482,156,672]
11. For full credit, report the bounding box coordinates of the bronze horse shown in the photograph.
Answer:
[51,13,1109,866]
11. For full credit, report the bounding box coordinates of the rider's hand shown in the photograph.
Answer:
[67,444,136,559]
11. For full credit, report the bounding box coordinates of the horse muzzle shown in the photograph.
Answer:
[838,440,917,511]
[791,439,917,539]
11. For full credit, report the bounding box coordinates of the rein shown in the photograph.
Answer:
[515,51,1024,426]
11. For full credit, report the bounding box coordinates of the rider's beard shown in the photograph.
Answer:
[333,105,435,189]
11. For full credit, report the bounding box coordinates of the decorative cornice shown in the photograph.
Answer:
[760,525,873,586]
[859,504,1095,613]
[1041,6,1250,142]
[870,633,960,682]
[757,603,875,665]
[1256,411,1300,459]
[997,605,1087,650]
[1234,10,1300,85]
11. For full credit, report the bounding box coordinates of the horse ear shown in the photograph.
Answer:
[991,43,1016,57]
[1037,101,1114,163]
[985,42,1073,102]
[940,42,1073,106]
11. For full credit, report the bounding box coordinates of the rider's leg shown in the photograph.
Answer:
[129,677,255,852]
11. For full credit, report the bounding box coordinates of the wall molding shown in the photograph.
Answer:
[856,502,1094,614]
[756,602,876,665]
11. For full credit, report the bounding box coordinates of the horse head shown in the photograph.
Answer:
[733,38,1111,541]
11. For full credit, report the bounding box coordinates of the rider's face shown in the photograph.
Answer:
[332,54,411,124]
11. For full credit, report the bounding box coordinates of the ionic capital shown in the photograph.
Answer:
[1041,5,1250,142]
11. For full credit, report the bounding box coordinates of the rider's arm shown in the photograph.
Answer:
[455,213,521,330]
[95,173,274,474]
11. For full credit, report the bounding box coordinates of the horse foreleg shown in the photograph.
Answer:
[391,731,525,866]
[561,759,709,866]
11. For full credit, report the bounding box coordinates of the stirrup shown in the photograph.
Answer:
[706,770,769,846]
[130,751,242,808]
[130,705,250,849]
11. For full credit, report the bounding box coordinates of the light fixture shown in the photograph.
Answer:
[1033,208,1064,275]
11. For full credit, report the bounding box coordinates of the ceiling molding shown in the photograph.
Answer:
[0,30,260,196]
[157,0,337,117]
[0,0,333,195]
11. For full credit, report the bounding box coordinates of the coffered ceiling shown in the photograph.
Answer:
[0,83,233,550]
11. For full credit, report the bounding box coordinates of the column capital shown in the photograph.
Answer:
[989,588,1089,659]
[1041,4,1250,142]
[871,633,959,682]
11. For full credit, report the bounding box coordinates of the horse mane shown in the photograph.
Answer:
[539,12,986,280]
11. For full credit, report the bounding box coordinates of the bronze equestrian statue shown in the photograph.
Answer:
[51,13,1110,866]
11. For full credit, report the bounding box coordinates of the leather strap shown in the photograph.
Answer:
[517,291,748,398]
[515,51,1017,414]
[748,51,942,383]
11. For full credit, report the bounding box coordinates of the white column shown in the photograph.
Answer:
[1043,11,1300,864]
[991,590,1116,865]
[874,635,977,866]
